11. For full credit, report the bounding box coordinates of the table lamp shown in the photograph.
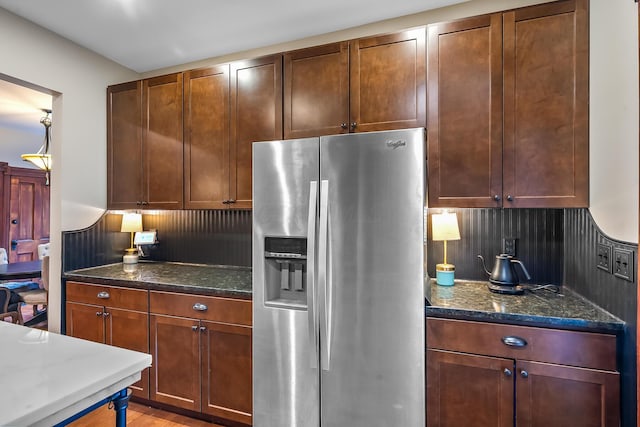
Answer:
[121,212,143,264]
[432,210,460,286]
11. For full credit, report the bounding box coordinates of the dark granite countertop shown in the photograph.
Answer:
[63,261,252,299]
[426,280,624,334]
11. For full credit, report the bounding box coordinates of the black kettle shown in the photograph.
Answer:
[478,254,531,295]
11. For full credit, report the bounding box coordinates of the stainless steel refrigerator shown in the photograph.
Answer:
[252,128,425,427]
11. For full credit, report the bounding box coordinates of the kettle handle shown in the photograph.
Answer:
[511,259,531,280]
[477,255,491,276]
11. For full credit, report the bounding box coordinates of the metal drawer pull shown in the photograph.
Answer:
[503,368,512,377]
[192,303,208,312]
[501,336,527,348]
[200,326,206,332]
[520,370,529,378]
[191,325,198,331]
[103,312,110,317]
[96,311,103,317]
[97,291,110,299]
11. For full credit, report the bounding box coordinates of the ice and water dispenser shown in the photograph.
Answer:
[263,237,308,309]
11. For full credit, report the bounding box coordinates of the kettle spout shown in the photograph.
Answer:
[477,255,491,276]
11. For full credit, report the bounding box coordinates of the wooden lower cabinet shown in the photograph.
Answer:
[426,318,620,427]
[65,282,150,399]
[150,291,252,425]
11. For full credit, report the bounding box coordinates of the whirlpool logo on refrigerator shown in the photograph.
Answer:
[386,139,407,149]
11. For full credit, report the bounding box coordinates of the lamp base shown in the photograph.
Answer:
[436,263,455,286]
[123,248,138,265]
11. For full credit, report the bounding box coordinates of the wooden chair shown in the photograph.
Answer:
[16,256,48,322]
[0,288,20,324]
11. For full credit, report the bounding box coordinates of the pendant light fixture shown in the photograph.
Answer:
[21,109,52,185]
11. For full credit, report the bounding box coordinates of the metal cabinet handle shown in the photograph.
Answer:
[506,195,514,202]
[200,326,206,332]
[193,303,208,312]
[191,325,198,331]
[96,311,103,317]
[493,195,501,201]
[350,122,357,130]
[520,370,529,378]
[103,312,110,317]
[97,291,110,299]
[503,368,512,377]
[501,336,527,348]
[340,123,348,129]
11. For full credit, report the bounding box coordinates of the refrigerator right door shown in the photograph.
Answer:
[319,128,425,427]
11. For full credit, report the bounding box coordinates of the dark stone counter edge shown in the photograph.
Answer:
[63,273,252,301]
[425,305,626,335]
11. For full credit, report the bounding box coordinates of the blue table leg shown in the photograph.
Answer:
[112,388,131,427]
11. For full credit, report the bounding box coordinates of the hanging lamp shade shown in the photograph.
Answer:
[22,109,52,181]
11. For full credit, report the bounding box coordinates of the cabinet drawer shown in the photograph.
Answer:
[150,290,251,326]
[66,281,148,312]
[427,318,617,371]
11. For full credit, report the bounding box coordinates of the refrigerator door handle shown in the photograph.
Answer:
[307,181,319,368]
[319,179,332,371]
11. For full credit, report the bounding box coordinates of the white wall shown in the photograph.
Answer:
[0,0,637,331]
[589,0,639,243]
[0,8,139,332]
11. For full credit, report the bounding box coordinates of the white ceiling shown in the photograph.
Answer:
[0,0,465,73]
[0,0,465,137]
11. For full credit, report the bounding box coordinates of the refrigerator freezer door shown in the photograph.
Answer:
[319,128,426,427]
[253,138,320,427]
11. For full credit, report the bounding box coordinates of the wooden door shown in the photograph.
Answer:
[150,314,201,411]
[502,0,588,208]
[230,54,283,209]
[183,66,231,209]
[427,349,514,427]
[427,14,503,208]
[106,307,150,399]
[107,81,143,210]
[350,29,426,133]
[201,320,252,425]
[284,42,350,139]
[7,170,49,262]
[65,301,105,343]
[142,73,184,209]
[516,360,620,427]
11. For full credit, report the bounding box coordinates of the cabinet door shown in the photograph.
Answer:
[350,29,426,133]
[65,301,105,343]
[106,307,150,399]
[201,321,252,425]
[184,66,231,209]
[503,0,588,207]
[230,54,283,209]
[427,349,514,427]
[284,42,350,138]
[107,81,143,210]
[150,314,201,411]
[142,73,184,209]
[516,360,620,427]
[427,14,503,208]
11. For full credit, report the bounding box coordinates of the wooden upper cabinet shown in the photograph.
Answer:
[107,81,143,210]
[350,29,426,133]
[503,0,588,208]
[183,66,230,209]
[284,42,350,139]
[107,73,183,210]
[143,73,184,209]
[427,14,503,208]
[427,0,588,208]
[230,54,283,209]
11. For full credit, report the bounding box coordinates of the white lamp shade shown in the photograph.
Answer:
[121,213,143,233]
[432,211,460,241]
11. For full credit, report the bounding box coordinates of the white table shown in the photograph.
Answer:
[0,322,152,426]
